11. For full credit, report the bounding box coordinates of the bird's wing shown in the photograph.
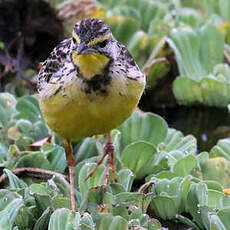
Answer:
[37,38,76,91]
[119,44,145,81]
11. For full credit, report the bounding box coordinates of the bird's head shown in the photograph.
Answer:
[71,18,113,79]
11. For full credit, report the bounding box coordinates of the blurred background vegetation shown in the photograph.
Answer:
[1,0,230,229]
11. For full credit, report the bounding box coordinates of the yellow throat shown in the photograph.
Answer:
[72,51,109,79]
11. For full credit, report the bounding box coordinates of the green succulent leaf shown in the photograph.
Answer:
[0,190,24,228]
[168,27,206,80]
[121,141,157,179]
[162,128,197,155]
[151,196,178,220]
[0,210,11,230]
[4,169,27,189]
[15,152,51,169]
[117,169,135,192]
[178,7,201,27]
[15,96,42,123]
[118,112,168,151]
[210,138,230,161]
[173,76,230,107]
[199,24,224,73]
[210,214,227,230]
[150,177,183,219]
[128,31,148,60]
[0,93,17,128]
[201,157,230,187]
[79,163,105,196]
[110,6,141,21]
[169,24,229,106]
[98,214,128,230]
[48,208,81,230]
[177,214,200,229]
[80,212,96,230]
[75,138,101,164]
[108,16,140,45]
[41,144,67,173]
[173,77,203,105]
[33,207,52,230]
[0,143,8,163]
[210,207,230,230]
[14,205,35,230]
[115,192,153,213]
[187,183,209,228]
[172,154,198,177]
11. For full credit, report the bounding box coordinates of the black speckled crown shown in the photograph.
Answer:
[74,18,111,44]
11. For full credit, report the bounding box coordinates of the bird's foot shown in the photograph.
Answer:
[85,137,117,184]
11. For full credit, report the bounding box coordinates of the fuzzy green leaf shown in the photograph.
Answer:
[4,169,27,189]
[75,138,101,164]
[33,207,52,230]
[121,141,157,179]
[0,210,11,230]
[15,96,42,123]
[173,154,198,176]
[210,139,230,161]
[201,157,230,187]
[48,208,81,230]
[199,24,224,73]
[15,152,51,169]
[118,112,168,151]
[79,163,105,196]
[42,144,66,173]
[99,214,128,230]
[0,93,17,128]
[117,169,135,192]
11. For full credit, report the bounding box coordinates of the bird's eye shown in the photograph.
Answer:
[98,39,108,48]
[72,37,77,44]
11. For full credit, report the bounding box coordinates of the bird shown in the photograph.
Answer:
[37,18,145,212]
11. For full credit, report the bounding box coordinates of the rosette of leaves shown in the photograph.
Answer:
[2,93,230,229]
[167,24,230,107]
[201,138,230,188]
[148,175,230,229]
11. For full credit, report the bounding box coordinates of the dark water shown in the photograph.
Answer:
[143,106,230,152]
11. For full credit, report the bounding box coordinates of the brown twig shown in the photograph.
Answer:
[138,181,156,194]
[143,57,169,75]
[2,37,37,91]
[0,167,67,184]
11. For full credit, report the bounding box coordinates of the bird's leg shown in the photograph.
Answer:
[105,131,117,184]
[84,150,108,181]
[86,131,117,184]
[64,139,75,212]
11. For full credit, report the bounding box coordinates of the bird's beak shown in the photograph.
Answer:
[77,42,87,55]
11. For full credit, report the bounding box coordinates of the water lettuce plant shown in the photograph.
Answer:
[0,92,230,229]
[168,24,230,107]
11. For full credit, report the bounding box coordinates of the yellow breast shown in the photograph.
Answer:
[39,76,145,140]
